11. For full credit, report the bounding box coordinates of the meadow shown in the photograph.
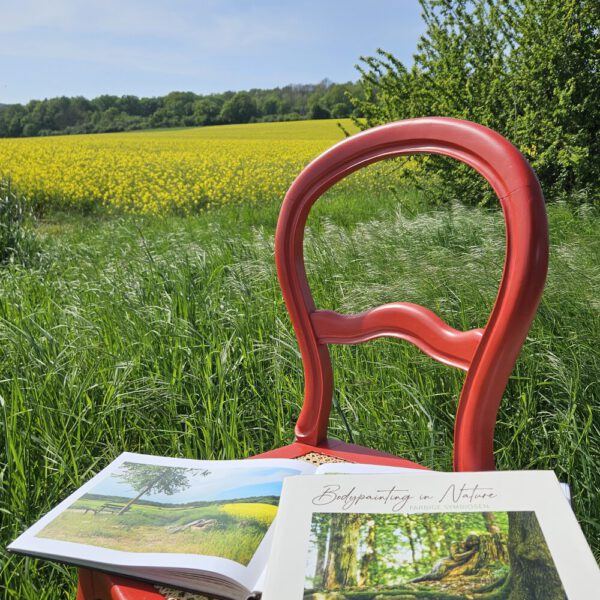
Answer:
[36,496,276,563]
[0,121,599,598]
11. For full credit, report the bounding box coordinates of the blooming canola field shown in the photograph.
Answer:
[0,120,368,214]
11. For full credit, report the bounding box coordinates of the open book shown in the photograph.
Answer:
[262,470,600,599]
[8,453,323,599]
[9,452,422,600]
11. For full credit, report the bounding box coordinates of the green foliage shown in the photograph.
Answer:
[351,0,599,203]
[506,0,599,196]
[192,97,224,126]
[0,179,39,266]
[114,464,195,497]
[307,512,514,595]
[219,91,259,124]
[309,102,331,120]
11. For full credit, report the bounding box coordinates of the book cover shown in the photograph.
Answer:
[262,470,600,599]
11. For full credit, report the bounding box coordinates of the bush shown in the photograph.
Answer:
[350,0,599,205]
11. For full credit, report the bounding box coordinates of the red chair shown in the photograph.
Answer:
[77,117,548,599]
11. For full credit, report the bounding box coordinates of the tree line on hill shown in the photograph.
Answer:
[0,81,361,138]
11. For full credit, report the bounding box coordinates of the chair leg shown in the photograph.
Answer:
[77,569,96,599]
[77,570,167,600]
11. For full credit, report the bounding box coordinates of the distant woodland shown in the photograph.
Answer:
[0,80,361,138]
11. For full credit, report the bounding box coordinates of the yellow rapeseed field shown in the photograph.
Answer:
[220,502,278,527]
[0,120,365,214]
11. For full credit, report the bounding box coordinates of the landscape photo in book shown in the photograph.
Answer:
[36,461,298,566]
[304,511,566,599]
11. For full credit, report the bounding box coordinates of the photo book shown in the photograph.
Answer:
[7,452,420,600]
[262,470,600,600]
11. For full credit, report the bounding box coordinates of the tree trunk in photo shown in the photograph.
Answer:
[117,484,152,515]
[358,519,376,587]
[482,512,498,533]
[405,518,419,575]
[117,472,167,515]
[324,513,361,589]
[423,514,443,568]
[314,518,330,589]
[504,512,567,600]
[478,532,507,564]
[423,514,438,554]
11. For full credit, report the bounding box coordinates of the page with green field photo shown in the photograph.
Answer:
[8,452,317,598]
[262,470,600,600]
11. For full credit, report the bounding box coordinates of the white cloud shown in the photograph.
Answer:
[0,0,304,81]
[0,0,76,33]
[0,0,302,51]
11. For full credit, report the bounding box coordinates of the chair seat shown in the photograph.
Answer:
[253,439,429,469]
[77,442,427,600]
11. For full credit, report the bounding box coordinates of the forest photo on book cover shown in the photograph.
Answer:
[35,462,299,566]
[304,511,566,599]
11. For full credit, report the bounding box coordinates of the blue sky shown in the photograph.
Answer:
[85,464,304,504]
[0,1,425,104]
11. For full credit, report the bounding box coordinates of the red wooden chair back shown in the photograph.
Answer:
[275,117,548,471]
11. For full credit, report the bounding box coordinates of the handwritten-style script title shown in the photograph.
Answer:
[312,483,497,512]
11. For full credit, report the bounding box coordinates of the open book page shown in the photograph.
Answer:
[9,452,317,594]
[262,470,600,599]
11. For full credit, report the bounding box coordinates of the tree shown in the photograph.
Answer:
[323,513,362,589]
[311,513,331,589]
[151,91,197,127]
[192,97,223,126]
[309,102,330,120]
[114,464,197,514]
[116,95,142,116]
[358,519,377,586]
[322,83,354,118]
[350,0,600,203]
[260,94,282,116]
[502,512,566,600]
[505,0,600,195]
[219,92,258,124]
[91,95,120,112]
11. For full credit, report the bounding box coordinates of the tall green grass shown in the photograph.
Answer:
[0,179,39,267]
[1,192,599,598]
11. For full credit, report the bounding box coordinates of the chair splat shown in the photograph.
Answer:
[311,304,484,371]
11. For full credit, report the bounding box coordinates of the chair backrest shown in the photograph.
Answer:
[275,117,548,472]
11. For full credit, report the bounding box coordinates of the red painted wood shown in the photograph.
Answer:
[76,117,548,599]
[311,304,484,370]
[252,440,429,469]
[77,568,95,600]
[275,117,548,467]
[79,570,166,600]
